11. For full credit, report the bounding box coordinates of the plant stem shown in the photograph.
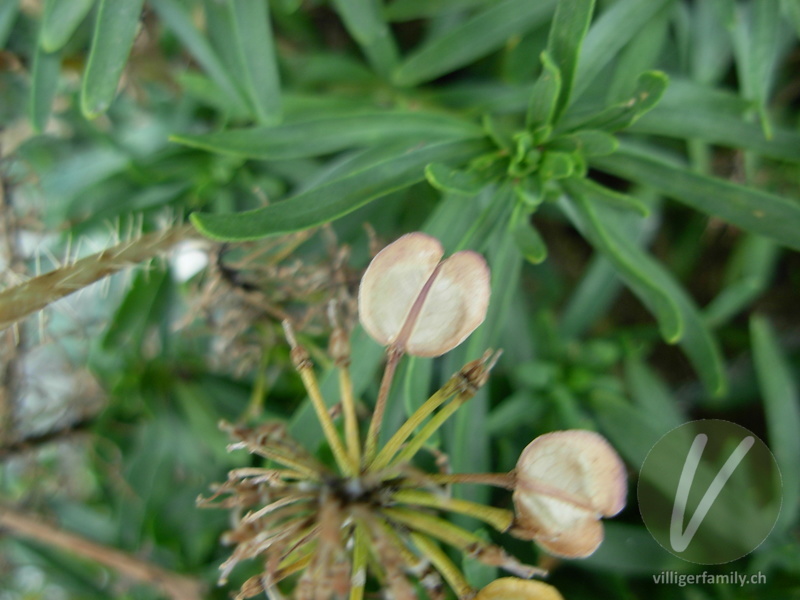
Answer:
[339,366,361,470]
[427,472,516,489]
[0,503,205,600]
[284,320,355,475]
[349,523,368,600]
[392,489,515,533]
[0,224,196,332]
[370,376,461,471]
[387,392,469,468]
[363,346,403,464]
[409,532,473,600]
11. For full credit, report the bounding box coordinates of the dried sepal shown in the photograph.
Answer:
[474,577,564,600]
[511,430,627,558]
[358,232,490,357]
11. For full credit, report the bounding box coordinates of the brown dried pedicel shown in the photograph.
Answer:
[358,232,490,357]
[511,430,627,558]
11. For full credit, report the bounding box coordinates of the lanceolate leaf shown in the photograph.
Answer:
[224,0,282,125]
[566,71,668,132]
[393,0,556,86]
[171,112,483,160]
[630,82,800,162]
[592,145,800,251]
[384,0,489,21]
[526,51,562,129]
[40,0,95,53]
[30,43,60,133]
[560,191,681,343]
[425,163,487,196]
[544,0,595,122]
[566,177,648,216]
[331,0,399,77]
[573,0,674,101]
[191,139,488,240]
[0,0,20,48]
[81,0,146,118]
[150,0,249,114]
[751,315,800,535]
[561,193,727,395]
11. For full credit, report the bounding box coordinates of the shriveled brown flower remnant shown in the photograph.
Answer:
[200,232,627,600]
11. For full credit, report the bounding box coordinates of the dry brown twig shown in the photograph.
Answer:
[0,503,206,600]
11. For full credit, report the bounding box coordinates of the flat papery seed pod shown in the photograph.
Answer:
[475,577,565,600]
[512,430,627,558]
[358,232,490,357]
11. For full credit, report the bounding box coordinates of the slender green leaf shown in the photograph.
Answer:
[751,316,800,534]
[403,356,434,421]
[384,0,489,21]
[561,193,727,395]
[425,162,486,196]
[171,112,483,159]
[631,82,800,163]
[570,130,619,156]
[422,190,487,251]
[150,0,249,114]
[592,145,800,251]
[224,0,282,125]
[573,0,674,101]
[393,0,556,86]
[590,389,671,470]
[80,0,146,118]
[539,151,574,180]
[29,43,60,133]
[731,0,782,139]
[623,351,684,431]
[705,235,780,327]
[567,71,668,132]
[560,255,622,339]
[331,0,399,77]
[605,6,669,103]
[545,0,595,122]
[560,189,680,342]
[566,176,648,216]
[688,0,732,85]
[526,51,562,128]
[454,199,523,500]
[102,268,170,350]
[512,218,547,264]
[40,0,95,52]
[0,0,20,48]
[782,0,800,35]
[191,139,488,240]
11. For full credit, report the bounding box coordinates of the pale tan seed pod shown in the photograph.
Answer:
[358,232,490,357]
[511,430,627,558]
[474,577,565,600]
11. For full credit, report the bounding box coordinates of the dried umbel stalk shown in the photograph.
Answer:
[202,233,626,600]
[0,224,196,333]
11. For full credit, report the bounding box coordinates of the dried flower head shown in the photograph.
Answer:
[511,430,627,558]
[201,233,627,600]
